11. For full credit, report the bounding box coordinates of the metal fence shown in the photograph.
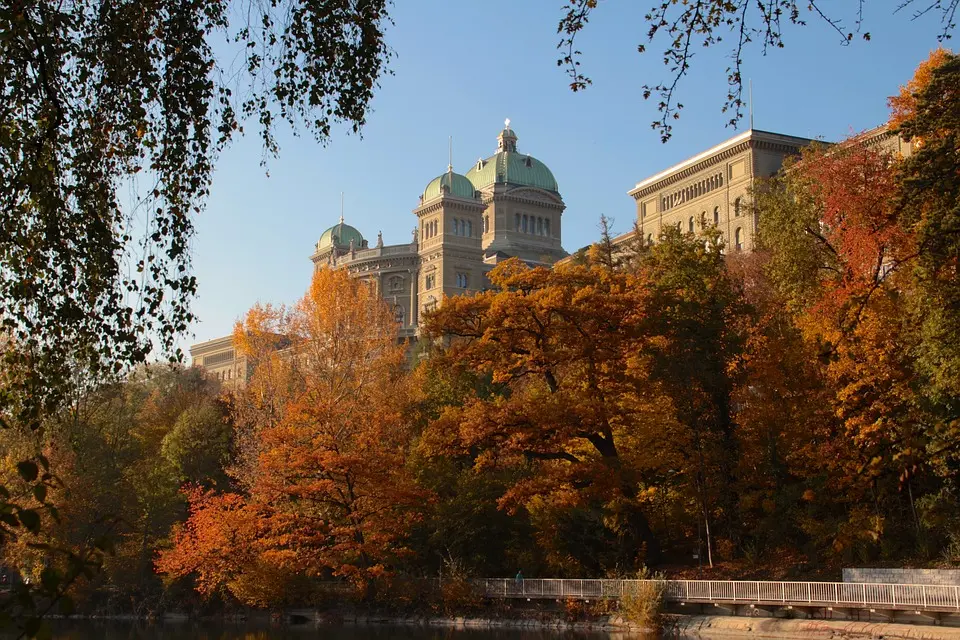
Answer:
[480,579,960,611]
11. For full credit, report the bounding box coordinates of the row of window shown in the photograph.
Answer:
[422,218,477,239]
[424,272,471,290]
[215,368,239,382]
[422,214,555,239]
[423,220,439,239]
[661,172,725,212]
[514,213,551,236]
[655,223,746,252]
[683,198,744,230]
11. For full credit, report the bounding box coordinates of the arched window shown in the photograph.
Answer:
[735,227,743,251]
[522,215,528,233]
[646,233,653,245]
[688,216,694,233]
[515,213,521,231]
[734,197,742,217]
[713,206,720,225]
[453,219,459,235]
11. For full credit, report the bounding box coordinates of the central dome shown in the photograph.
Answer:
[465,124,559,193]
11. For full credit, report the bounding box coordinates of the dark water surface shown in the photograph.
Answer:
[9,621,642,639]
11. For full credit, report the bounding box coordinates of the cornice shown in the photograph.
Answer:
[629,133,814,201]
[414,196,486,216]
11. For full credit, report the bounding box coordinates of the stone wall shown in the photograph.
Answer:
[843,568,960,585]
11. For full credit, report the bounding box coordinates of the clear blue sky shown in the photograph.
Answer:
[183,0,950,349]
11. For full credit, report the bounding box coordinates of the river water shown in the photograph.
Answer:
[7,621,647,639]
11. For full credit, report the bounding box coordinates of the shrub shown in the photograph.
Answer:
[619,567,665,630]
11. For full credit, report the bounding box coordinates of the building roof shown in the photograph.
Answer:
[627,129,819,197]
[422,169,477,201]
[317,219,365,252]
[466,125,559,193]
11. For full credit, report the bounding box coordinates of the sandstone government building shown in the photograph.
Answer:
[191,120,911,383]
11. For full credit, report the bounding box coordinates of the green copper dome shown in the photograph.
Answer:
[317,219,365,252]
[422,170,477,201]
[465,124,558,193]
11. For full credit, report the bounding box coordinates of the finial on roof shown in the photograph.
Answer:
[448,136,453,173]
[339,191,344,224]
[376,231,383,248]
[505,118,511,128]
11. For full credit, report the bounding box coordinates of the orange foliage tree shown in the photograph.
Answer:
[421,257,662,572]
[158,268,427,603]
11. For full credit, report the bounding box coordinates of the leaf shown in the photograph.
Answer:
[33,484,47,504]
[17,509,40,533]
[17,461,39,482]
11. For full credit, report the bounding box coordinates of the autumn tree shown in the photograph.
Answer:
[160,268,426,603]
[753,51,960,559]
[893,49,960,399]
[421,256,669,573]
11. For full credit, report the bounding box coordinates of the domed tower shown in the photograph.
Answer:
[466,120,566,265]
[310,217,367,268]
[414,165,486,318]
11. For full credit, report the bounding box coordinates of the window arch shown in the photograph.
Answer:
[713,206,720,225]
[453,219,460,235]
[688,216,695,233]
[646,233,653,245]
[734,227,743,251]
[734,197,742,217]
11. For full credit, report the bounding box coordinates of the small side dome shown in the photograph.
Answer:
[422,170,476,202]
[317,218,365,252]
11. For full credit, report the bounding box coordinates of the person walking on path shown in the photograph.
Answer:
[515,569,523,591]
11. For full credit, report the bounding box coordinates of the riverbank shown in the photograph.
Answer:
[670,615,960,640]
[309,610,650,634]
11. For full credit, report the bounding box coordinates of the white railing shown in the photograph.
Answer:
[480,579,960,611]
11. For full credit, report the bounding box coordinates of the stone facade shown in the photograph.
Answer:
[627,129,818,253]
